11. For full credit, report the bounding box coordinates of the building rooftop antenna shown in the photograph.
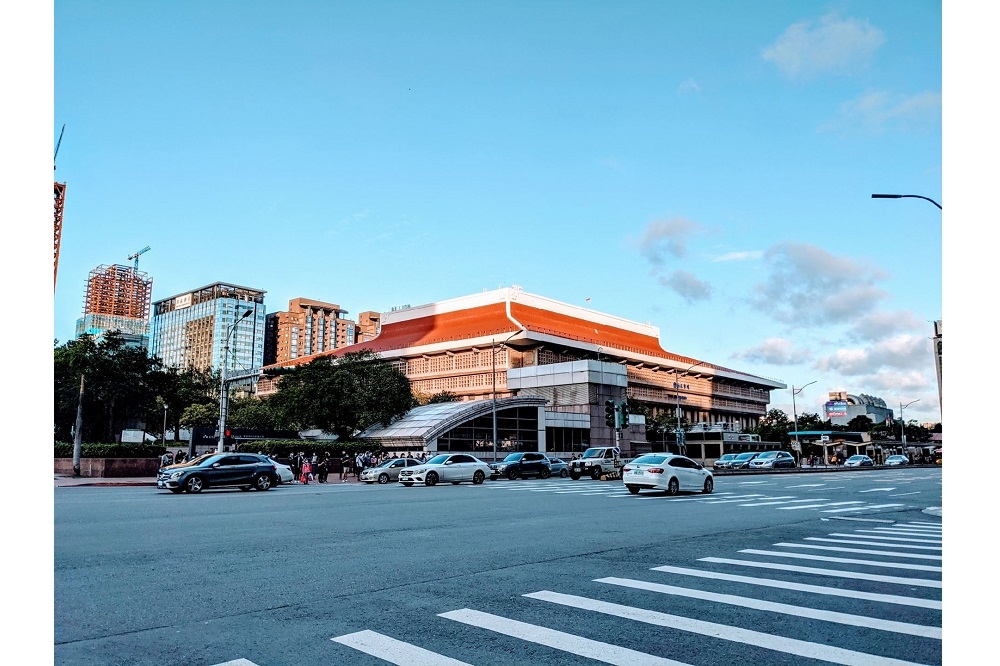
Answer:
[128,246,151,272]
[55,123,65,170]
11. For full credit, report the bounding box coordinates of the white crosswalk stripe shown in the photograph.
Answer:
[328,519,941,665]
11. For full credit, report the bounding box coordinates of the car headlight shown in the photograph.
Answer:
[169,471,184,480]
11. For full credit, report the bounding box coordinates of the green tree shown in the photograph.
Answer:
[180,403,219,429]
[428,391,460,404]
[227,394,281,429]
[749,408,792,444]
[795,412,825,432]
[846,415,875,432]
[268,350,415,440]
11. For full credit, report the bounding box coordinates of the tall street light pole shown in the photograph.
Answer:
[899,399,920,449]
[492,329,523,464]
[218,308,253,453]
[162,402,168,446]
[673,361,701,455]
[791,380,817,463]
[871,193,942,210]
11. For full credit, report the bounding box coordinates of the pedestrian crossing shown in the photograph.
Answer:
[475,481,915,513]
[318,520,942,665]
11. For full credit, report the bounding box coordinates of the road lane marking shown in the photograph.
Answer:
[738,549,941,572]
[525,590,932,665]
[832,532,941,544]
[593,578,941,639]
[331,630,472,665]
[698,557,941,588]
[859,488,895,493]
[805,537,940,550]
[773,542,941,560]
[777,501,861,510]
[211,660,260,666]
[650,565,941,609]
[871,527,941,535]
[784,483,826,488]
[889,492,920,497]
[822,503,906,513]
[810,485,845,491]
[906,522,942,528]
[737,498,813,507]
[831,516,895,522]
[439,608,688,665]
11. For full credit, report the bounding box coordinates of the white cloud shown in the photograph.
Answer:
[814,334,931,375]
[659,270,711,302]
[847,310,927,341]
[636,216,705,264]
[677,78,701,94]
[749,242,888,326]
[712,250,763,263]
[733,337,812,365]
[820,90,942,135]
[762,13,884,79]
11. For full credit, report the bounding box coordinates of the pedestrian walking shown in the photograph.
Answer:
[301,459,312,484]
[317,455,329,483]
[340,451,351,481]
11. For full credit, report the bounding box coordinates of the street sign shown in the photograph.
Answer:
[820,435,830,442]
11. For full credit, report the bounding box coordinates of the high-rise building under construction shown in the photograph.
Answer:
[75,264,154,348]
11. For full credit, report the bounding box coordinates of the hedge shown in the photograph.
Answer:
[54,442,167,458]
[54,439,393,460]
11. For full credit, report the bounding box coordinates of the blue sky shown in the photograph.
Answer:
[47,0,945,423]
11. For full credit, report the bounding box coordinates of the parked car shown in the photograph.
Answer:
[884,455,909,466]
[490,452,551,480]
[712,453,738,470]
[844,454,874,468]
[729,452,761,470]
[264,456,294,484]
[748,450,796,470]
[547,457,569,478]
[157,453,279,494]
[398,453,492,487]
[360,457,423,484]
[621,453,714,496]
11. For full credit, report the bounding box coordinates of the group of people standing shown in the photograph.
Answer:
[285,450,430,483]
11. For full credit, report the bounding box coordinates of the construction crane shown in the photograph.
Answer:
[128,246,151,272]
[54,124,67,292]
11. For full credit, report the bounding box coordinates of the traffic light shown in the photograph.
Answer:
[604,399,616,428]
[620,401,629,427]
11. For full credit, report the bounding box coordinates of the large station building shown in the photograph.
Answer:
[257,287,786,458]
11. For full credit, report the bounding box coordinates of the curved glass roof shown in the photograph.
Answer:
[359,397,546,442]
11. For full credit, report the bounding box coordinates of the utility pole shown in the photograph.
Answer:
[72,374,85,477]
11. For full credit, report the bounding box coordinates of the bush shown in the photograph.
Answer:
[54,442,167,458]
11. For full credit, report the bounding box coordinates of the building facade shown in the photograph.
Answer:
[150,282,266,374]
[74,264,153,348]
[263,298,351,366]
[356,311,381,344]
[259,287,785,457]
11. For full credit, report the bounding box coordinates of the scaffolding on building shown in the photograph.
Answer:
[54,125,67,292]
[83,264,153,320]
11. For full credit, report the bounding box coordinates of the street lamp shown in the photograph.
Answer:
[492,329,523,463]
[871,193,942,210]
[899,399,920,448]
[162,402,168,446]
[673,361,701,455]
[218,307,253,453]
[791,381,817,463]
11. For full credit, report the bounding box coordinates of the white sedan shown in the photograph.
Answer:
[264,456,295,484]
[398,453,492,487]
[621,453,714,496]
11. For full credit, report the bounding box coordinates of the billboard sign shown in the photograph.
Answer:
[825,400,848,418]
[175,293,192,309]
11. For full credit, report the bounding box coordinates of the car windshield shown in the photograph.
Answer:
[756,452,778,459]
[847,456,865,462]
[426,454,449,465]
[734,453,755,461]
[377,459,398,468]
[582,449,605,459]
[185,454,220,467]
[719,454,736,460]
[502,454,523,462]
[632,455,668,465]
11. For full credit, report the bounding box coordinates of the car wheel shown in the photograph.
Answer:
[627,485,640,495]
[590,467,602,480]
[378,473,389,484]
[255,475,273,491]
[560,469,568,478]
[473,470,485,484]
[401,482,413,487]
[539,468,551,479]
[665,477,679,496]
[570,472,581,480]
[184,476,204,493]
[425,471,438,487]
[507,468,520,480]
[702,477,714,494]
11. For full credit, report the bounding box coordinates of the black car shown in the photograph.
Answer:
[157,453,279,494]
[729,452,761,470]
[490,452,552,480]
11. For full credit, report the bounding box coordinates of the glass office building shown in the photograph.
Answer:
[150,282,266,375]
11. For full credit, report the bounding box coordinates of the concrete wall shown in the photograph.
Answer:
[54,458,160,478]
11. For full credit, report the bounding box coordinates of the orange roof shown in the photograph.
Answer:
[264,299,746,374]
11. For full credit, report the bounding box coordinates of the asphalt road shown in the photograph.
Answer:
[54,468,942,666]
